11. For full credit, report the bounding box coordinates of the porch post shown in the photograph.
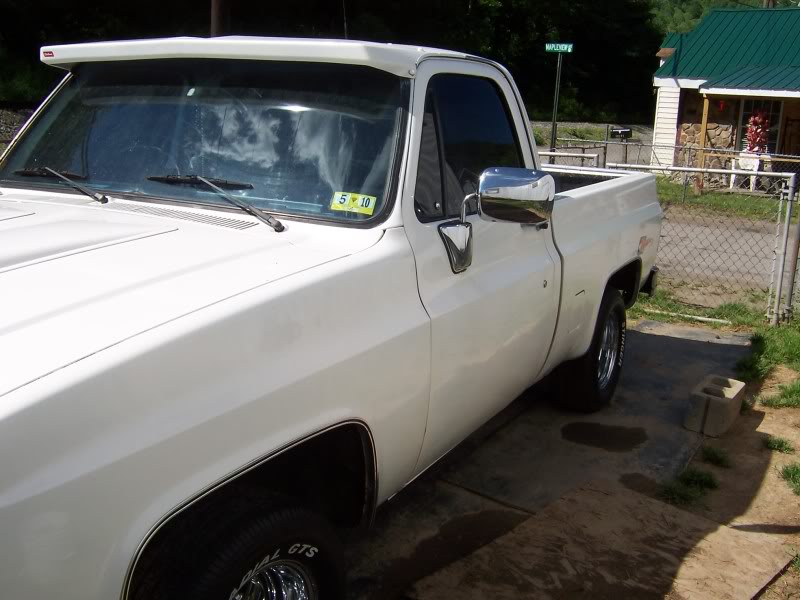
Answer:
[695,94,710,193]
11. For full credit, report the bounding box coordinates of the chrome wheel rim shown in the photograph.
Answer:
[597,311,620,390]
[231,560,317,600]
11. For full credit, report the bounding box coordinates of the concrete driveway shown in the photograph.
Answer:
[344,320,757,599]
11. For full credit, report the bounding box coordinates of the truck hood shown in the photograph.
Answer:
[0,192,384,397]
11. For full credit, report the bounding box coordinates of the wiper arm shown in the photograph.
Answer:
[146,174,285,232]
[14,166,109,204]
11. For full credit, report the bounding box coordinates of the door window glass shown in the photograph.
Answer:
[430,74,523,218]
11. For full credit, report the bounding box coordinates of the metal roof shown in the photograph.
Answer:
[700,64,800,94]
[655,8,800,82]
[40,36,471,78]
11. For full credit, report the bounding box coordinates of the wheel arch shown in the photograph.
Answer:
[605,257,643,309]
[122,420,377,600]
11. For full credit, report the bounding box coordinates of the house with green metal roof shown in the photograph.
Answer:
[651,8,800,171]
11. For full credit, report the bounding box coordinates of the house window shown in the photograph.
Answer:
[738,99,782,153]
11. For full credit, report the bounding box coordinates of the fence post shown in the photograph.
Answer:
[772,174,796,325]
[782,174,799,321]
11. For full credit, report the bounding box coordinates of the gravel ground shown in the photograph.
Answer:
[0,109,29,144]
[531,121,655,167]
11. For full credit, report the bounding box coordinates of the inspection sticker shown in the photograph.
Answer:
[330,192,378,216]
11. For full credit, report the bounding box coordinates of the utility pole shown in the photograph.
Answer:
[342,0,349,39]
[210,0,224,36]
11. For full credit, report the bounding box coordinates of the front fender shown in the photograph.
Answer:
[0,228,430,600]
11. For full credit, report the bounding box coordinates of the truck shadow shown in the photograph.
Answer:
[345,321,783,599]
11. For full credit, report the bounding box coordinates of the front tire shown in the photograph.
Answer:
[186,506,345,600]
[558,288,626,412]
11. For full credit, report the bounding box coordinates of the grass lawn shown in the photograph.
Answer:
[532,124,607,146]
[656,177,786,222]
[701,445,732,468]
[659,466,718,506]
[780,462,800,495]
[628,288,765,329]
[764,434,796,454]
[631,288,800,384]
[760,380,800,408]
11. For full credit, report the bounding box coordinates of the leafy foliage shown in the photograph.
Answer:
[0,0,662,121]
[650,0,797,35]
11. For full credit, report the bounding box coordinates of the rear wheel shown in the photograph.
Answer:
[558,288,626,412]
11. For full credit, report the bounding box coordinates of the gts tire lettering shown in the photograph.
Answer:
[289,543,318,558]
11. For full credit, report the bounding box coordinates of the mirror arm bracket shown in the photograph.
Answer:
[460,192,478,224]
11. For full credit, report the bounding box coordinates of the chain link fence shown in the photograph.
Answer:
[617,165,795,324]
[555,138,800,188]
[545,143,799,323]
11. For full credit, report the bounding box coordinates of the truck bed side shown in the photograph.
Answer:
[541,169,661,375]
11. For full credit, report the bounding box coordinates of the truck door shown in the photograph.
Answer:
[402,59,561,472]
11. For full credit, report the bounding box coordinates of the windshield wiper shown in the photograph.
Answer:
[146,174,284,232]
[14,166,109,204]
[146,174,253,190]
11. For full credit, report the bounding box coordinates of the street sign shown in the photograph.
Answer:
[545,43,573,53]
[546,43,573,158]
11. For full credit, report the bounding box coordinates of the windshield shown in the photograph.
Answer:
[0,59,409,224]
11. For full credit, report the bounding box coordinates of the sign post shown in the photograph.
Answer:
[545,43,573,163]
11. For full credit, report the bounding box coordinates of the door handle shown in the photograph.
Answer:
[522,221,549,231]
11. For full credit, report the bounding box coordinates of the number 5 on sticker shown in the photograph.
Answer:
[330,191,378,216]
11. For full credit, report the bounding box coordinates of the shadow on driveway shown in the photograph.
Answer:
[345,321,782,599]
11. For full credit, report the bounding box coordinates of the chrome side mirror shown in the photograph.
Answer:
[477,167,555,226]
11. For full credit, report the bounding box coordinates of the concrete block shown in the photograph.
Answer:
[703,376,746,437]
[684,375,746,437]
[684,389,709,433]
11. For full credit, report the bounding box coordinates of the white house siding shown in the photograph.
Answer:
[651,86,681,167]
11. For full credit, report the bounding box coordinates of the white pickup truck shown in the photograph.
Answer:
[0,37,661,600]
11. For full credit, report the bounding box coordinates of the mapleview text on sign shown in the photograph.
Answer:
[545,43,573,53]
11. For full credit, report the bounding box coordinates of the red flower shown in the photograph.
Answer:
[746,109,770,153]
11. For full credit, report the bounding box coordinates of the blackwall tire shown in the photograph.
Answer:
[186,506,345,600]
[558,288,626,413]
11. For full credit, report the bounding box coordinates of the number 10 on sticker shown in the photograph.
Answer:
[330,191,378,216]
